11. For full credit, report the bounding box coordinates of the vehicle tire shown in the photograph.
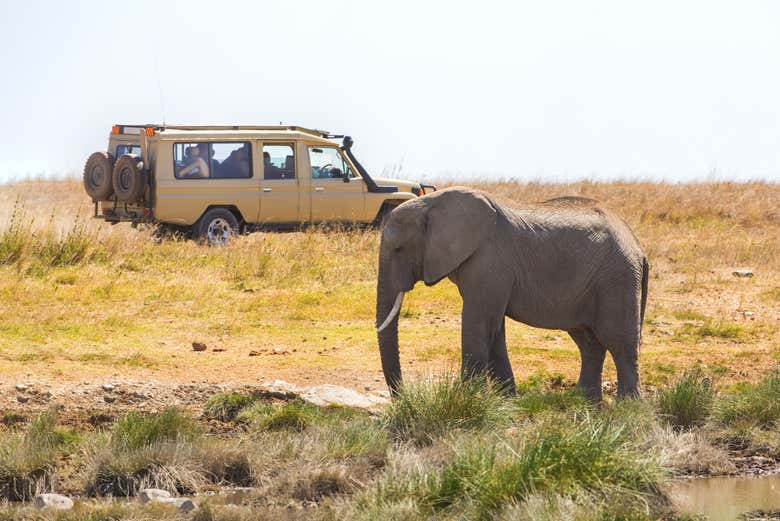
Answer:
[83,152,115,201]
[196,208,239,246]
[112,154,147,203]
[373,202,400,229]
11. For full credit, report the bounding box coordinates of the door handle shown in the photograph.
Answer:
[263,188,272,192]
[314,187,325,192]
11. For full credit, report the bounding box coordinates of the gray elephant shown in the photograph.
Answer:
[375,187,648,401]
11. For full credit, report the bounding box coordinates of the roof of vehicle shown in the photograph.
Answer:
[112,124,341,145]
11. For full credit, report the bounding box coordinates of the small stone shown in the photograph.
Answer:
[249,350,261,357]
[272,346,289,355]
[102,384,114,392]
[213,348,226,352]
[139,488,172,504]
[192,342,207,352]
[16,395,28,403]
[178,499,198,513]
[103,395,116,403]
[15,384,27,392]
[34,493,74,510]
[732,269,754,278]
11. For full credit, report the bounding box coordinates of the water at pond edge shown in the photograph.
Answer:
[671,474,780,521]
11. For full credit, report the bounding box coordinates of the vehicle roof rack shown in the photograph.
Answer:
[114,124,337,137]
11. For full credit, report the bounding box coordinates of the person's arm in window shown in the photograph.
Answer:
[178,157,210,178]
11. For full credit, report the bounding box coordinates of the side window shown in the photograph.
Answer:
[211,142,252,179]
[263,144,295,180]
[173,142,252,179]
[309,147,354,179]
[174,143,210,179]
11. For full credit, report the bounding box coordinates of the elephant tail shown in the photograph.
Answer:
[639,257,649,344]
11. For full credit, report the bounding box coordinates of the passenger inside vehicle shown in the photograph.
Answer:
[263,145,295,179]
[217,143,250,178]
[178,145,210,178]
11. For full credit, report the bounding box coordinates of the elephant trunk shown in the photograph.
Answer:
[376,272,403,396]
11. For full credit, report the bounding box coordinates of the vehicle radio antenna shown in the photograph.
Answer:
[154,54,167,127]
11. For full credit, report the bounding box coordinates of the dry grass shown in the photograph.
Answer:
[0,178,777,391]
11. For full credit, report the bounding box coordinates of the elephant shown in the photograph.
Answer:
[375,187,648,401]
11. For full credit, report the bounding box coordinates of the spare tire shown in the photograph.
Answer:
[83,152,115,201]
[112,154,147,203]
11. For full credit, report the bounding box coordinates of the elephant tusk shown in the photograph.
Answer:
[377,292,404,333]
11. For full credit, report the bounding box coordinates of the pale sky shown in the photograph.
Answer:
[0,0,778,183]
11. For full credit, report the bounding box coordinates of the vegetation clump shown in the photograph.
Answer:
[236,400,321,432]
[381,376,509,445]
[657,370,714,429]
[203,393,257,422]
[0,411,62,501]
[715,371,780,429]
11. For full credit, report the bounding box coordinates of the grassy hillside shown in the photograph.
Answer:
[0,178,778,391]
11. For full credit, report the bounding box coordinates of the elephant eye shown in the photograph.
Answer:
[394,246,402,253]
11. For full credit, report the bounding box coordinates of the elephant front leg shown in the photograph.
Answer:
[460,301,502,384]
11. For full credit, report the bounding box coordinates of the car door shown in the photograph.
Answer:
[258,142,301,224]
[309,145,365,223]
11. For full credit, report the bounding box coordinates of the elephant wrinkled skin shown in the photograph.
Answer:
[375,187,648,401]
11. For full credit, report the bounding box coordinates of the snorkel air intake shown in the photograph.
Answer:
[341,136,398,193]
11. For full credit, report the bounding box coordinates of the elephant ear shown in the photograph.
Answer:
[423,189,497,285]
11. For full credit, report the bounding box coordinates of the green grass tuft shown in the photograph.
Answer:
[0,411,62,501]
[657,370,714,429]
[381,375,509,445]
[361,413,664,519]
[715,371,780,429]
[203,393,257,422]
[513,388,590,418]
[111,408,201,450]
[237,400,319,432]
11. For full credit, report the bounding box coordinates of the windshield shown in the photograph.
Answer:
[309,147,357,179]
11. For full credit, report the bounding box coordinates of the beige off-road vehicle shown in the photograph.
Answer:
[83,124,435,244]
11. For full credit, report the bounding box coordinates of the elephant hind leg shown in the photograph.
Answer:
[592,326,641,399]
[488,318,516,395]
[568,328,606,402]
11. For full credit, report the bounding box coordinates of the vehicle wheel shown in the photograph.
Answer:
[373,202,400,229]
[83,152,115,200]
[112,154,147,203]
[196,208,239,246]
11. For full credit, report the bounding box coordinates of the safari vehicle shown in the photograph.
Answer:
[83,125,435,244]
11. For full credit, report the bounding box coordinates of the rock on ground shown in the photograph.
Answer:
[138,488,171,504]
[34,493,74,510]
[262,380,388,411]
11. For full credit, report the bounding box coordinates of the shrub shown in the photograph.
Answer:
[362,415,664,519]
[715,371,780,429]
[112,408,200,450]
[513,388,590,418]
[657,370,714,429]
[0,411,62,501]
[85,440,204,497]
[237,400,319,432]
[203,393,257,422]
[291,466,352,501]
[322,418,389,465]
[381,375,509,445]
[0,202,29,265]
